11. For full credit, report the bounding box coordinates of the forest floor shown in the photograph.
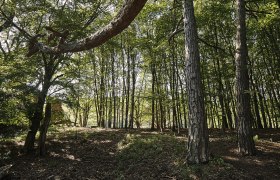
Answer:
[0,127,280,179]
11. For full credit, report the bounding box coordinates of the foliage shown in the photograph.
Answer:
[0,0,279,129]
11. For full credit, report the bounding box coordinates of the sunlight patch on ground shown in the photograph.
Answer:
[49,151,61,157]
[140,131,159,135]
[38,168,46,173]
[173,160,180,166]
[252,159,265,166]
[176,136,187,141]
[61,127,120,132]
[93,140,112,144]
[116,133,143,151]
[229,148,239,154]
[117,134,135,151]
[209,138,221,142]
[223,156,239,161]
[65,154,75,160]
[49,151,81,161]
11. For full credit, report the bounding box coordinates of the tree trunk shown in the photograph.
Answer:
[23,94,46,153]
[112,53,117,128]
[225,100,233,129]
[252,90,263,129]
[125,48,130,129]
[257,91,268,128]
[129,55,136,129]
[151,60,156,130]
[39,102,52,156]
[183,0,209,164]
[235,0,256,155]
[23,63,52,153]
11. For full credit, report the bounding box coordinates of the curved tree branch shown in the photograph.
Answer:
[35,0,147,55]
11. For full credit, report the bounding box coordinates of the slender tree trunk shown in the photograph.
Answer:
[39,102,52,156]
[108,91,112,128]
[101,57,106,128]
[157,65,164,131]
[23,94,46,152]
[150,59,156,130]
[235,0,256,155]
[267,91,277,128]
[260,83,273,128]
[23,58,53,153]
[258,91,268,128]
[121,46,126,128]
[125,48,130,129]
[225,100,233,129]
[92,57,100,126]
[183,0,209,164]
[249,64,263,129]
[94,80,100,126]
[206,77,215,128]
[129,55,136,129]
[213,97,220,128]
[178,77,187,128]
[226,80,237,128]
[74,108,78,127]
[112,53,117,128]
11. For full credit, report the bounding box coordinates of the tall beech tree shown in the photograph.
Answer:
[183,0,209,164]
[235,0,256,155]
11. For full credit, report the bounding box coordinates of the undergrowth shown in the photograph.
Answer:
[114,133,234,179]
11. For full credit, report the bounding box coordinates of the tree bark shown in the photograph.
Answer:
[23,55,54,153]
[129,55,136,129]
[23,93,46,153]
[183,0,209,164]
[235,0,256,155]
[112,53,117,128]
[26,0,147,56]
[39,102,52,156]
[151,59,156,130]
[125,48,130,129]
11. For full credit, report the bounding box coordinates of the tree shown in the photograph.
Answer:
[38,102,52,156]
[183,0,209,164]
[23,55,64,153]
[235,0,256,155]
[22,0,148,56]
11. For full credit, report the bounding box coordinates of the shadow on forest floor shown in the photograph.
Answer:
[209,129,280,179]
[0,127,280,179]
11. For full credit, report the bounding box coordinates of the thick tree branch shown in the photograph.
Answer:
[32,0,147,55]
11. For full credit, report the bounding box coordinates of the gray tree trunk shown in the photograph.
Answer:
[39,102,52,156]
[235,0,256,155]
[23,56,53,153]
[183,0,209,164]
